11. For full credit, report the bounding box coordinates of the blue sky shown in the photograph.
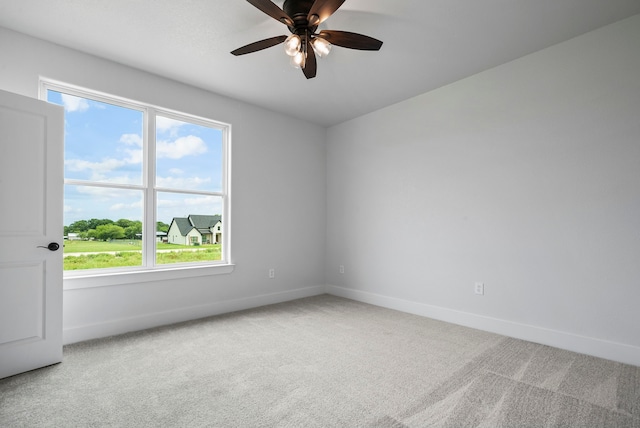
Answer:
[47,90,223,226]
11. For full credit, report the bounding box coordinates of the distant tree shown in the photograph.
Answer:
[116,219,135,229]
[68,219,90,232]
[157,221,170,233]
[64,225,70,236]
[95,224,125,241]
[87,218,114,230]
[124,221,142,239]
[87,229,98,240]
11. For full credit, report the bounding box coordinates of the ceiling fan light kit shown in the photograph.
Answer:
[231,0,383,79]
[284,34,302,56]
[311,36,331,57]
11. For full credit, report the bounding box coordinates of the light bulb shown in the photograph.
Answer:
[284,34,301,57]
[290,50,305,69]
[311,37,331,57]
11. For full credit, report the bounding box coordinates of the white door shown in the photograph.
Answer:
[0,89,64,379]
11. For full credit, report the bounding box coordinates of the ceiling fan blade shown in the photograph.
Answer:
[318,30,383,50]
[231,35,288,56]
[246,0,294,26]
[308,0,346,26]
[303,40,317,79]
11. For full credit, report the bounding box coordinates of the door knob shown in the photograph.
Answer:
[37,242,60,251]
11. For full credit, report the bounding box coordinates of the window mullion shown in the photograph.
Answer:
[143,109,157,268]
[154,188,224,197]
[222,126,231,263]
[64,179,145,191]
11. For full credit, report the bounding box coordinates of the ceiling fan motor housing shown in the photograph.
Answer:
[283,0,318,32]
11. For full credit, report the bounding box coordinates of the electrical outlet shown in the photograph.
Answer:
[339,265,345,274]
[474,282,484,295]
[269,268,275,279]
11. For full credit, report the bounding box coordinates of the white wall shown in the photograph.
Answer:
[326,15,640,366]
[0,27,327,343]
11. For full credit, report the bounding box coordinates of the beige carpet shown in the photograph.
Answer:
[1,294,639,427]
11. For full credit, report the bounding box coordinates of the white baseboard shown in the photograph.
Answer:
[326,285,640,367]
[63,285,326,345]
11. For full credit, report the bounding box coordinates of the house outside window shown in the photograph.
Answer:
[42,81,230,275]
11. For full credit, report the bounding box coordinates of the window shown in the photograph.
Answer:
[42,81,230,276]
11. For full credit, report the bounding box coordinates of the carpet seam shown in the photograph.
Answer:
[484,368,640,421]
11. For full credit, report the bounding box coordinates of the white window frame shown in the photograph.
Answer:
[40,79,233,290]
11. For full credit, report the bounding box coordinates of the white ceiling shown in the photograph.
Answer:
[1,0,639,127]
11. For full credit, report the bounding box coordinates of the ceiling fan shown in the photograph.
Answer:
[231,0,383,79]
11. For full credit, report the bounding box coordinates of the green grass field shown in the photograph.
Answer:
[63,240,221,270]
[63,240,195,253]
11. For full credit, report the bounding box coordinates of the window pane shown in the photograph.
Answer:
[158,192,223,265]
[47,90,144,185]
[63,185,143,271]
[156,116,223,192]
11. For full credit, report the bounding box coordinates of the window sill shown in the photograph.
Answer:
[63,263,235,290]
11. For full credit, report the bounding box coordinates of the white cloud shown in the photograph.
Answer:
[76,186,137,199]
[157,135,207,159]
[118,134,143,165]
[66,133,204,181]
[66,158,129,174]
[157,195,220,209]
[124,148,143,165]
[109,201,141,211]
[110,203,127,211]
[61,94,89,113]
[157,198,180,208]
[64,190,142,224]
[63,204,83,218]
[65,134,143,179]
[120,134,142,147]
[156,116,185,136]
[183,195,220,207]
[157,195,222,223]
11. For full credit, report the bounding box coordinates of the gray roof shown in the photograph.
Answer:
[189,214,221,229]
[170,217,195,236]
